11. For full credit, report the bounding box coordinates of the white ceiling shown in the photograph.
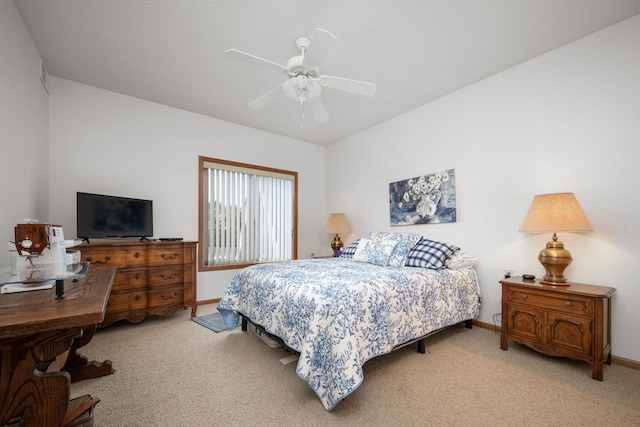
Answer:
[14,1,640,146]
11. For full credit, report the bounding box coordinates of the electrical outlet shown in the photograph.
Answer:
[504,269,514,279]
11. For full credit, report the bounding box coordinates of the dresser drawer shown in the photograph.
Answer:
[147,247,184,266]
[110,270,147,292]
[147,268,184,288]
[506,287,592,317]
[106,291,148,312]
[82,248,146,268]
[83,250,127,267]
[147,287,184,306]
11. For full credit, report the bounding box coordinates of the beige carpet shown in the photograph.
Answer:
[71,305,640,426]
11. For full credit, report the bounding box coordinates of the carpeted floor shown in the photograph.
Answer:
[71,304,640,426]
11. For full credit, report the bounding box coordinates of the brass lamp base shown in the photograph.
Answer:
[538,233,572,285]
[330,234,344,257]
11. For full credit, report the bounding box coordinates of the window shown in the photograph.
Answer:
[199,156,298,271]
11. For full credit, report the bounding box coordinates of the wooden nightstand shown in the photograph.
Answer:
[500,276,615,380]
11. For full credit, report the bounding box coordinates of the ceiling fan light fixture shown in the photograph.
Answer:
[283,75,321,104]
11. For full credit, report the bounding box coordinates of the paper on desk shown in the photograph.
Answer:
[1,280,55,294]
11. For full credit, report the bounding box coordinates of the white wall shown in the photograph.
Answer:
[0,0,50,265]
[327,15,640,362]
[47,77,327,300]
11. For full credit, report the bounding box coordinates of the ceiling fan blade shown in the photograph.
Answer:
[248,82,286,110]
[303,29,337,68]
[225,49,287,73]
[306,98,330,123]
[317,75,377,97]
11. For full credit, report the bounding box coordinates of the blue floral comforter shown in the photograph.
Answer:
[217,258,482,410]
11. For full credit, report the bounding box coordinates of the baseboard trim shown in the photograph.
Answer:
[471,319,640,371]
[196,298,220,307]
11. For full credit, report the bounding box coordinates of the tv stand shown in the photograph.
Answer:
[78,240,197,326]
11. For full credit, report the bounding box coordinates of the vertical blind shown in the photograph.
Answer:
[203,162,294,266]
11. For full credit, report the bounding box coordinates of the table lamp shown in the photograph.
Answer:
[520,193,592,285]
[324,213,351,257]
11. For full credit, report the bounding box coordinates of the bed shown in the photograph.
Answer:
[218,241,482,410]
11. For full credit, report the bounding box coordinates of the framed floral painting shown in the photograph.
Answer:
[389,168,456,226]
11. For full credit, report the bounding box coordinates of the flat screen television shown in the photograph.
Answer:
[77,192,153,240]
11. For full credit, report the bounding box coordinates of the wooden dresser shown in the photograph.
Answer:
[500,276,615,380]
[79,240,197,327]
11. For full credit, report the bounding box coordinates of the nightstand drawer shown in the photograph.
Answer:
[506,287,592,317]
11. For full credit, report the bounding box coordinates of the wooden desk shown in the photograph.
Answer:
[0,266,115,426]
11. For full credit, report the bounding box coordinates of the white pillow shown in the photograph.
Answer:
[353,238,398,266]
[446,250,478,269]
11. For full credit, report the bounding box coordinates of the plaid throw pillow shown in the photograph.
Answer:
[339,239,360,259]
[405,238,459,269]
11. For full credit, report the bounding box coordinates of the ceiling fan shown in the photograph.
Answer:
[225,28,377,123]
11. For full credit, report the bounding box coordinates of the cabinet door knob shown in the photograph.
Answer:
[522,293,527,299]
[565,301,572,306]
[135,294,141,301]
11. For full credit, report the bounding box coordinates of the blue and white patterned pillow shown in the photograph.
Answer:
[368,232,422,267]
[339,239,361,259]
[352,238,398,266]
[405,238,459,269]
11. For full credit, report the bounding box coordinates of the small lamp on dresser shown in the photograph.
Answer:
[520,192,593,285]
[325,213,350,257]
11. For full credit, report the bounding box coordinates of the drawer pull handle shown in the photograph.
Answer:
[522,293,527,299]
[135,295,141,301]
[161,293,173,300]
[86,255,111,264]
[160,272,179,280]
[134,252,141,258]
[134,274,141,280]
[565,301,572,307]
[161,252,180,260]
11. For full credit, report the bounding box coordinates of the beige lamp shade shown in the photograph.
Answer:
[324,213,351,234]
[520,193,592,233]
[520,193,592,285]
[325,213,350,256]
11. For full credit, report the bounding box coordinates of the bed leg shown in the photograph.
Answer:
[241,317,248,331]
[417,338,425,354]
[465,319,472,329]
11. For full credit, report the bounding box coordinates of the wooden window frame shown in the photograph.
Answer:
[198,156,298,271]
